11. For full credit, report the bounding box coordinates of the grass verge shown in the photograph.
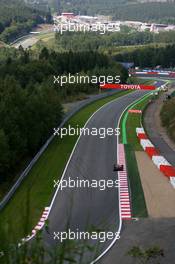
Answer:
[123,96,150,217]
[124,95,152,150]
[119,81,156,217]
[125,144,147,217]
[0,90,131,242]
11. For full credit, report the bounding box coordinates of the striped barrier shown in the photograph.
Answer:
[160,165,175,178]
[170,177,175,188]
[136,127,145,135]
[128,109,142,114]
[145,147,159,158]
[152,156,170,169]
[137,133,148,140]
[21,206,50,243]
[140,139,154,150]
[169,72,175,78]
[118,144,132,220]
[136,127,175,188]
[133,71,175,78]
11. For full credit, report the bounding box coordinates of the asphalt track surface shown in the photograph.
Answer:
[43,90,148,262]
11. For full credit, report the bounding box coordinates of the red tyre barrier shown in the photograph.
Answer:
[137,133,148,140]
[128,109,142,114]
[169,72,175,78]
[147,72,158,75]
[145,147,159,158]
[159,165,175,177]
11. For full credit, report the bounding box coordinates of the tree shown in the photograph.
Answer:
[39,47,49,60]
[45,8,53,24]
[127,246,164,264]
[0,129,10,182]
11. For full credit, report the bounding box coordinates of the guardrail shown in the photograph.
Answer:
[0,91,117,211]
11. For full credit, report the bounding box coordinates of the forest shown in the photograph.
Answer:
[1,0,175,44]
[0,47,128,186]
[0,0,49,43]
[114,44,175,68]
[56,0,175,24]
[113,2,175,24]
[52,30,175,53]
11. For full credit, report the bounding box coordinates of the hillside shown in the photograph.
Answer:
[113,2,175,23]
[0,0,47,43]
[49,0,135,14]
[52,0,175,23]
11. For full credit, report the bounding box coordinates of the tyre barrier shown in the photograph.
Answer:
[136,127,175,189]
[140,139,154,150]
[152,156,170,169]
[137,133,148,140]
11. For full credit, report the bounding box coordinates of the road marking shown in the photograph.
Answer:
[118,144,132,220]
[91,91,151,263]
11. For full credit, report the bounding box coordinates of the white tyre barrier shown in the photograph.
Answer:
[152,155,170,169]
[136,127,175,190]
[140,139,154,150]
[170,177,175,188]
[136,127,145,135]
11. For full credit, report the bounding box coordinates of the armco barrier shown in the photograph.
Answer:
[136,127,175,189]
[0,91,118,211]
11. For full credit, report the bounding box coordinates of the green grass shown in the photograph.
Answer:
[125,96,152,150]
[125,144,148,217]
[118,80,156,217]
[120,79,154,148]
[0,90,131,242]
[123,95,150,217]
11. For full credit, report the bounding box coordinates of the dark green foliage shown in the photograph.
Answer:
[0,0,46,43]
[0,75,63,183]
[113,3,175,24]
[127,245,164,264]
[0,47,128,186]
[124,144,148,217]
[54,0,129,14]
[114,44,175,68]
[54,31,175,55]
[53,1,175,24]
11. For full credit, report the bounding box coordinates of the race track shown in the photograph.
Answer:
[43,90,148,262]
